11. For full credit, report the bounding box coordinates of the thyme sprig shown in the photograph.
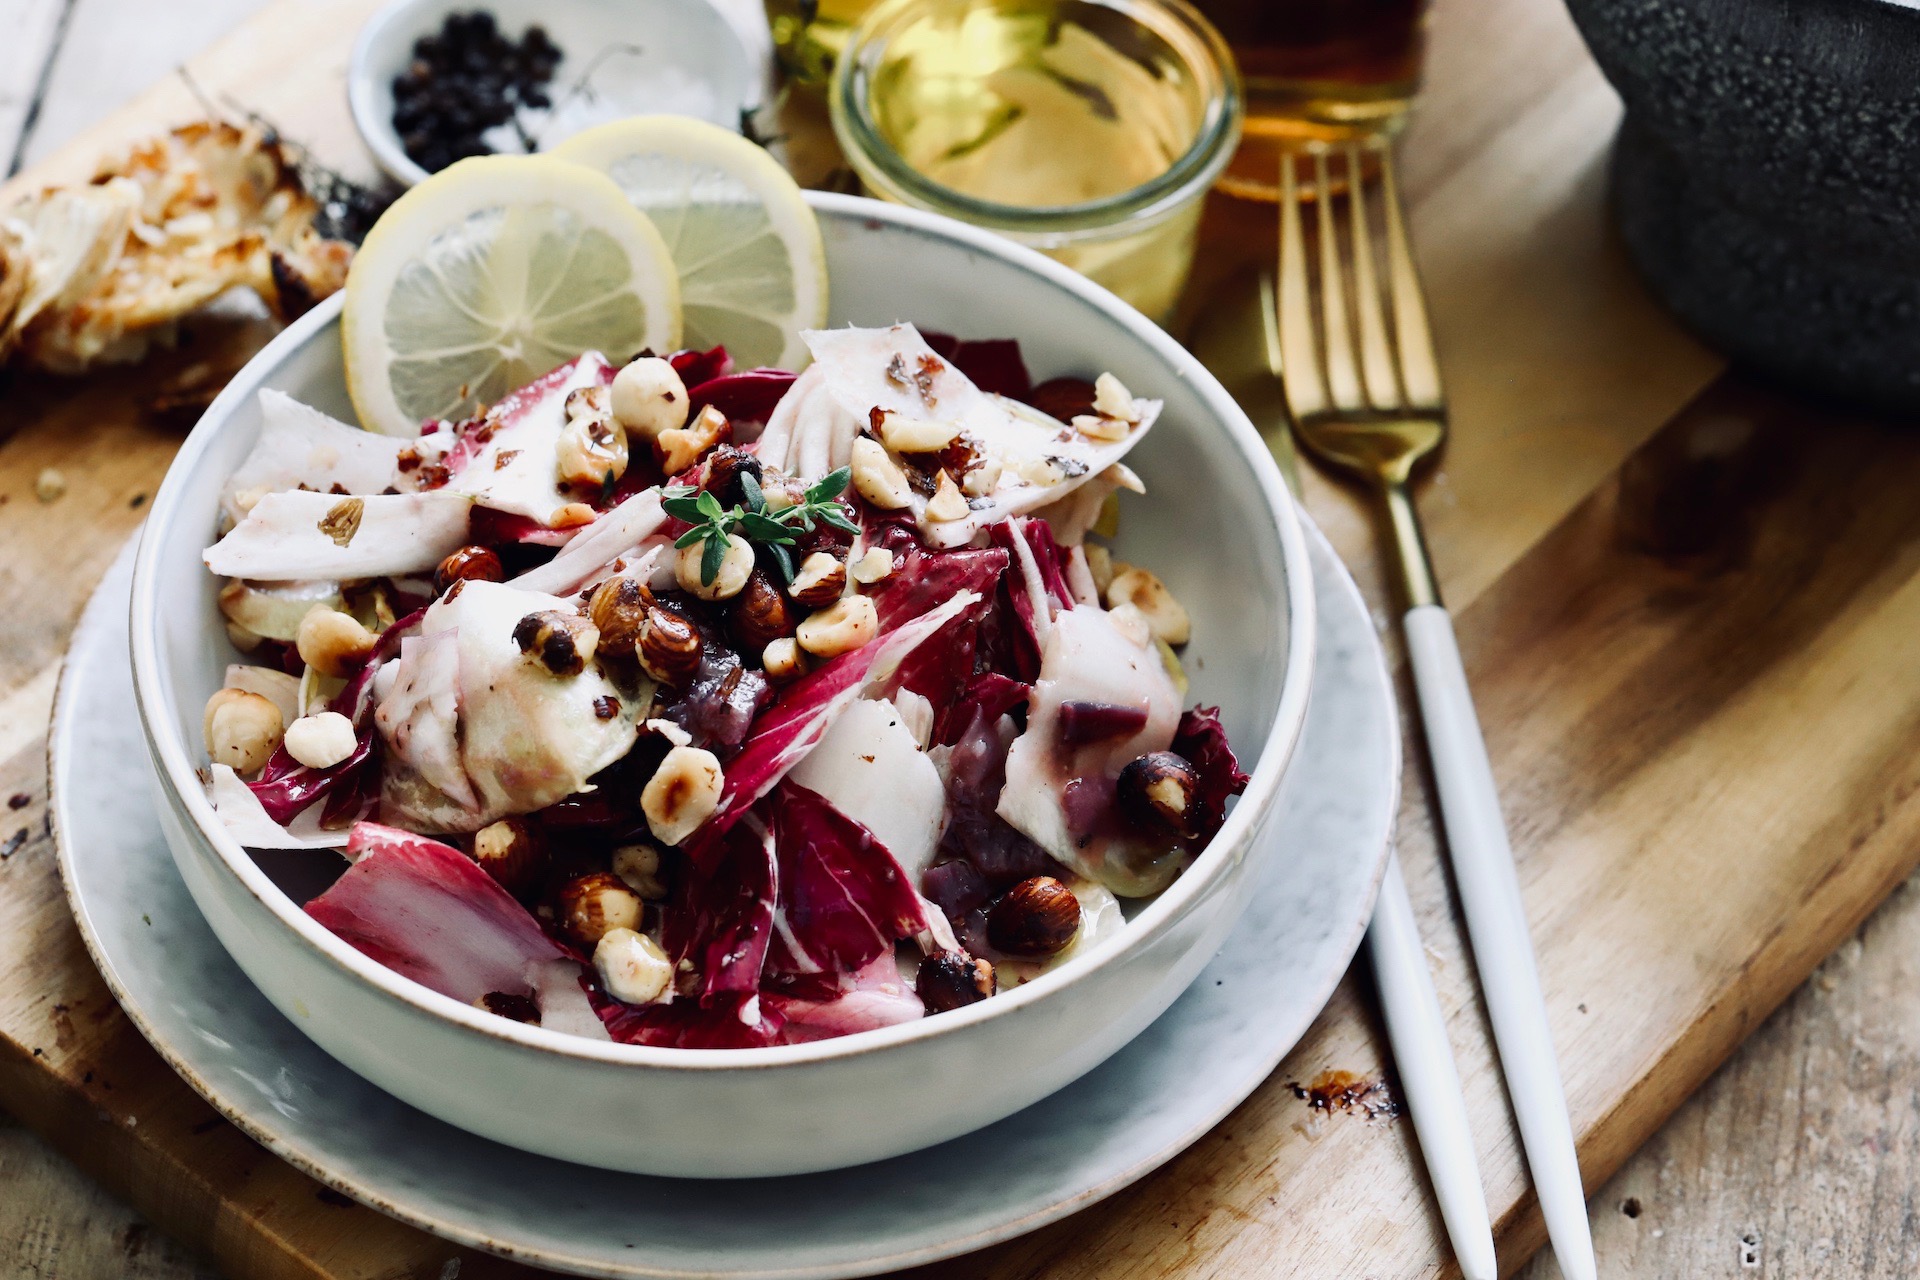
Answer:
[663,466,859,584]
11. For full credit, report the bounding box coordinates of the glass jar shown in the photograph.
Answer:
[830,0,1243,322]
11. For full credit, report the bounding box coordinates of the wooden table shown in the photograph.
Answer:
[5,0,1920,1277]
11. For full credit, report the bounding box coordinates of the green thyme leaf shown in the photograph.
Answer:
[807,467,852,503]
[701,533,725,585]
[696,490,727,521]
[740,512,797,542]
[768,541,795,583]
[674,527,708,549]
[739,470,766,512]
[662,494,707,523]
[819,506,862,536]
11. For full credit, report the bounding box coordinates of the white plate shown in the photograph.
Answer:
[53,519,1394,1280]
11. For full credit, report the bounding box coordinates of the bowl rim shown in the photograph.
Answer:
[347,0,759,188]
[130,190,1317,1073]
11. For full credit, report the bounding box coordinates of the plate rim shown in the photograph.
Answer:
[51,516,1393,1280]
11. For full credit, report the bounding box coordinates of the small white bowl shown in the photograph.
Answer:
[349,0,761,187]
[131,193,1316,1177]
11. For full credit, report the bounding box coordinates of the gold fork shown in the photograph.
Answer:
[1276,140,1598,1280]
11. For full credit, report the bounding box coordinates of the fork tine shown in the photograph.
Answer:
[1312,149,1364,411]
[1379,144,1443,410]
[1346,144,1402,411]
[1276,150,1327,420]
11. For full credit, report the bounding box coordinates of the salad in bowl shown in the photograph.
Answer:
[199,320,1248,1050]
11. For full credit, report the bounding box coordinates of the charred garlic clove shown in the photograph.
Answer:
[642,745,724,846]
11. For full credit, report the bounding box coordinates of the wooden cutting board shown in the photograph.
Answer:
[4,0,1918,1276]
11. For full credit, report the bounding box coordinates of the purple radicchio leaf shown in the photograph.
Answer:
[1172,706,1251,847]
[686,368,798,428]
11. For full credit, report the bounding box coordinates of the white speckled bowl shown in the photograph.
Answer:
[129,193,1316,1177]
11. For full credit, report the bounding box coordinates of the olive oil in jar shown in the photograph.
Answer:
[832,0,1241,320]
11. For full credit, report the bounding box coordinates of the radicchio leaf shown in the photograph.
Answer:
[306,823,577,1005]
[1172,706,1250,846]
[766,952,924,1044]
[763,782,928,1000]
[670,345,732,388]
[686,590,979,871]
[659,818,778,1001]
[596,992,785,1049]
[687,369,799,427]
[921,332,1033,401]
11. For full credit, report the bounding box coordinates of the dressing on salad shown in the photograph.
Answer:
[199,324,1248,1048]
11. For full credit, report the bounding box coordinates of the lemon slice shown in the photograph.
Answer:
[554,117,827,371]
[342,155,681,436]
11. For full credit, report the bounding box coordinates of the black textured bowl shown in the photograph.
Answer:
[1564,0,1920,413]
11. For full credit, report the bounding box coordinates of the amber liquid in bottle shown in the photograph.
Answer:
[1201,0,1428,200]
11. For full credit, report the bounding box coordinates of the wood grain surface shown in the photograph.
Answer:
[3,0,1919,1277]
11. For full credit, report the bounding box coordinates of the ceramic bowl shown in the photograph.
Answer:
[129,193,1316,1178]
[348,0,760,188]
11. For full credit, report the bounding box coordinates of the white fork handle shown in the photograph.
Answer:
[1367,851,1497,1280]
[1403,605,1597,1280]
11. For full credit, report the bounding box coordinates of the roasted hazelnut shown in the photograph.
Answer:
[1118,752,1200,837]
[296,606,377,677]
[850,547,894,584]
[556,399,629,492]
[512,610,599,676]
[851,437,913,509]
[594,927,673,1005]
[1091,371,1143,423]
[924,469,969,522]
[587,575,650,658]
[762,636,806,681]
[796,595,877,659]
[874,408,960,453]
[282,711,357,769]
[642,745,724,846]
[1106,566,1190,646]
[434,544,505,595]
[611,355,689,442]
[987,876,1081,958]
[556,871,645,948]
[472,817,546,895]
[917,951,995,1013]
[702,443,762,507]
[674,533,755,601]
[610,842,668,900]
[729,570,796,652]
[786,551,846,608]
[203,688,284,774]
[656,404,730,477]
[636,601,703,686]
